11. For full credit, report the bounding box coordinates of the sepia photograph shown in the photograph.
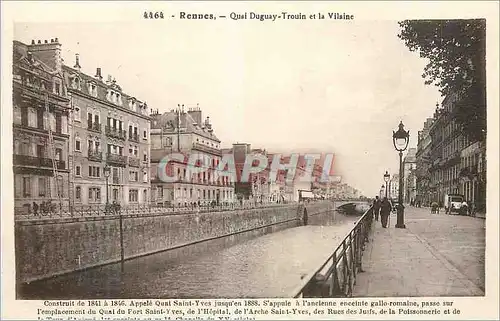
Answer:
[1,1,498,320]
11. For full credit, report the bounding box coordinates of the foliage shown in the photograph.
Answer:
[398,19,486,141]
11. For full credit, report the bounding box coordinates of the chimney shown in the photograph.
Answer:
[95,68,103,81]
[187,104,202,124]
[28,37,63,72]
[74,53,81,70]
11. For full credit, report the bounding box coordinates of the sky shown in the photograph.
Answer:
[13,17,442,197]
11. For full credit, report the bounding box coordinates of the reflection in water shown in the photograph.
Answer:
[19,212,357,299]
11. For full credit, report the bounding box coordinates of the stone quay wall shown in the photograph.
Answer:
[15,201,335,283]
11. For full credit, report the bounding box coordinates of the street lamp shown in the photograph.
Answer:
[383,171,390,198]
[392,121,410,229]
[104,164,111,208]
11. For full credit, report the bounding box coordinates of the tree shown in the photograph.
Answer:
[398,19,486,142]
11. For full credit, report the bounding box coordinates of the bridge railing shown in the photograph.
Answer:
[292,206,374,298]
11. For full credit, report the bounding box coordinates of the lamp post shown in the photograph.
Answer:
[392,121,410,229]
[384,171,390,198]
[104,164,111,209]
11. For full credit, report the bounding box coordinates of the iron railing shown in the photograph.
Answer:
[87,122,101,133]
[105,126,126,140]
[88,149,102,162]
[106,153,127,166]
[14,200,302,221]
[292,206,374,298]
[128,157,141,167]
[13,154,66,170]
[129,133,140,143]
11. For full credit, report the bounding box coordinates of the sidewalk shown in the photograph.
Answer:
[353,207,485,297]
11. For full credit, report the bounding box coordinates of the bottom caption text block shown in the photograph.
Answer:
[34,299,467,320]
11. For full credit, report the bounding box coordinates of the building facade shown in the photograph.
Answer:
[149,106,235,206]
[415,118,434,206]
[12,39,71,213]
[424,92,486,210]
[63,55,151,207]
[403,148,417,204]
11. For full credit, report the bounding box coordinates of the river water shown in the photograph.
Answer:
[19,212,359,299]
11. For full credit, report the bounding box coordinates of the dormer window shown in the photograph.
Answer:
[88,82,98,97]
[116,93,122,106]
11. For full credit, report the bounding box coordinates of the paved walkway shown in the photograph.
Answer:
[353,207,485,297]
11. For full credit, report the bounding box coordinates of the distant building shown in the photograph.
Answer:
[403,148,417,204]
[389,174,399,200]
[12,39,71,213]
[416,118,434,205]
[149,106,235,206]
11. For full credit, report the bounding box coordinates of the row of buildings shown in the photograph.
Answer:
[414,95,486,210]
[12,38,361,213]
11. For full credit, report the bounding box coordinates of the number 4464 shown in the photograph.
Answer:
[144,12,164,19]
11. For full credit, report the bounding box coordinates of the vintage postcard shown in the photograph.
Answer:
[1,1,499,320]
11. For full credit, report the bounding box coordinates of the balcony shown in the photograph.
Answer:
[106,153,127,167]
[13,154,66,170]
[129,133,140,143]
[87,122,102,133]
[88,149,103,162]
[128,157,141,167]
[192,142,222,156]
[105,126,126,141]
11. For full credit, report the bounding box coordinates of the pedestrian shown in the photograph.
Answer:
[380,197,392,228]
[372,196,381,221]
[33,202,39,216]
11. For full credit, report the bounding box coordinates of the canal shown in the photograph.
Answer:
[19,211,360,299]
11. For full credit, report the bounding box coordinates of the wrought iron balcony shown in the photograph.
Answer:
[128,157,141,167]
[105,126,126,140]
[88,149,102,162]
[13,154,66,170]
[129,133,140,143]
[106,153,127,167]
[87,122,102,133]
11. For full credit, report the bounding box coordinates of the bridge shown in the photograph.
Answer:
[17,200,484,300]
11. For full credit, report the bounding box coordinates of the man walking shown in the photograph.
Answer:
[380,197,392,228]
[373,196,381,221]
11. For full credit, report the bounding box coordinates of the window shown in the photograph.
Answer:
[143,130,147,139]
[23,177,31,197]
[75,165,81,176]
[143,170,148,183]
[143,152,147,162]
[113,189,119,201]
[91,83,97,97]
[75,186,81,201]
[89,187,101,202]
[28,108,37,128]
[129,170,138,182]
[75,138,81,152]
[38,177,46,197]
[88,166,101,178]
[129,189,138,202]
[36,145,45,158]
